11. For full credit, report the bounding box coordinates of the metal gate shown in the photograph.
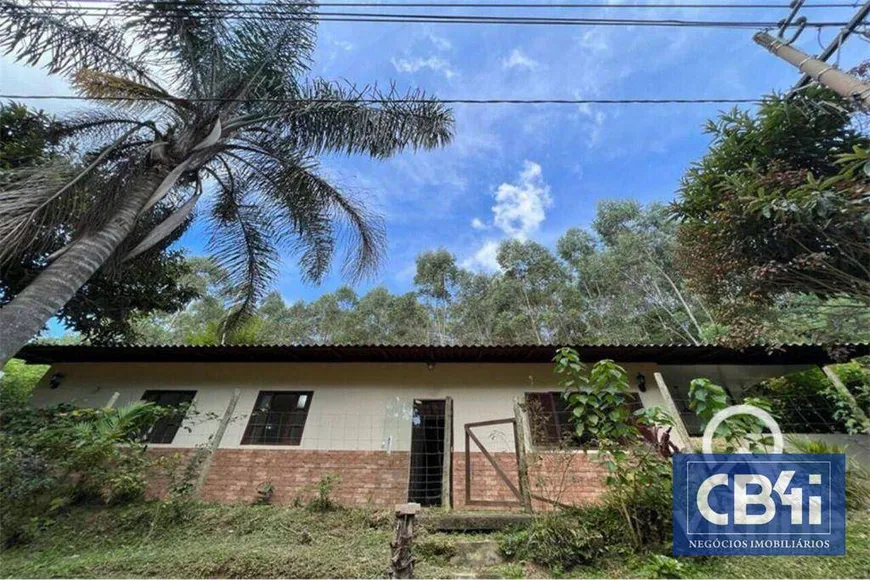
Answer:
[464,418,527,507]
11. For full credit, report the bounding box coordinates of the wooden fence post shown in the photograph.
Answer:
[195,388,242,495]
[389,502,420,579]
[653,372,696,452]
[441,397,453,509]
[822,366,870,434]
[513,397,533,513]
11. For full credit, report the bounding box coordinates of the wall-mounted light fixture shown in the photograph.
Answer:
[426,361,436,371]
[49,372,65,389]
[636,372,647,393]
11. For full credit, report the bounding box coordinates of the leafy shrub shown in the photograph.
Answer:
[688,378,776,452]
[604,470,673,548]
[255,481,275,505]
[0,395,168,545]
[553,351,675,549]
[307,473,341,512]
[500,514,605,570]
[641,555,688,579]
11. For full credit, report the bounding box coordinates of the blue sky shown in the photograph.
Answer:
[1,1,867,307]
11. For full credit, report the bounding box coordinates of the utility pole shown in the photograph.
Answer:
[792,1,870,91]
[753,31,870,109]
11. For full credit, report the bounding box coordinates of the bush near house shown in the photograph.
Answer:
[0,380,190,546]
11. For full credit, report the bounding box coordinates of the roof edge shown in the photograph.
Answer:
[15,342,870,366]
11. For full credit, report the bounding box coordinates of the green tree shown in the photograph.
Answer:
[557,201,715,345]
[674,91,870,339]
[0,0,453,365]
[414,250,460,344]
[496,240,567,344]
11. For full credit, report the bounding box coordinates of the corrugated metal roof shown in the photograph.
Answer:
[16,342,870,365]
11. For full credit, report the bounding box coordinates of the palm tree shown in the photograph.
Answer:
[0,0,453,364]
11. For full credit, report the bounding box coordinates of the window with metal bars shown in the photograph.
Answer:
[241,391,313,445]
[140,390,197,444]
[524,391,643,448]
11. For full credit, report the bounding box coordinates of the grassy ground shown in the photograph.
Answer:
[1,503,868,578]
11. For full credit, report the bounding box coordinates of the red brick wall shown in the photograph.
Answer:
[145,447,605,510]
[452,452,520,509]
[451,451,607,511]
[526,451,608,509]
[144,447,197,499]
[198,449,411,507]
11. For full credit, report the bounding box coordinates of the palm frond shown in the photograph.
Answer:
[118,0,236,99]
[220,141,384,283]
[247,80,454,158]
[72,69,190,116]
[207,174,279,335]
[56,108,160,146]
[0,0,154,84]
[272,160,385,282]
[0,159,78,267]
[222,0,316,102]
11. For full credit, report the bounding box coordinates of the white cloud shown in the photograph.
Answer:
[391,56,457,79]
[462,240,501,272]
[491,160,551,240]
[427,33,453,51]
[333,40,354,52]
[577,28,609,53]
[575,102,606,147]
[463,161,552,272]
[502,49,540,71]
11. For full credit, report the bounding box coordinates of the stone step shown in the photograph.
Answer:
[449,540,504,569]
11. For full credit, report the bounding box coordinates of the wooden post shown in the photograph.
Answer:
[653,372,696,452]
[822,366,870,434]
[513,397,533,513]
[195,388,242,494]
[441,397,453,509]
[389,502,420,579]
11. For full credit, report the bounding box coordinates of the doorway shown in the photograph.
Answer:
[408,399,446,506]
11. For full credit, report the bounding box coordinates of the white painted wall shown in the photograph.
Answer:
[31,361,665,452]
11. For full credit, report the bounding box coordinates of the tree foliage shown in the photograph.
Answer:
[130,198,869,346]
[674,91,870,339]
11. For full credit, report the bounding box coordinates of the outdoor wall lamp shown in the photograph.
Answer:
[426,361,436,371]
[49,372,65,389]
[636,372,647,393]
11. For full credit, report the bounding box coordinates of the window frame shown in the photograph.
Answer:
[241,391,314,446]
[524,391,643,449]
[140,390,197,444]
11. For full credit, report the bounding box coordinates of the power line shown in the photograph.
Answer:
[0,94,763,104]
[21,6,850,28]
[48,0,862,8]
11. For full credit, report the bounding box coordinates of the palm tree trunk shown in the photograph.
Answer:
[0,167,170,366]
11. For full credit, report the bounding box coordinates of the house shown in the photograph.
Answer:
[17,342,869,510]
